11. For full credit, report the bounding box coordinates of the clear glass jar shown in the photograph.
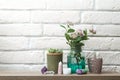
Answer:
[67,47,85,73]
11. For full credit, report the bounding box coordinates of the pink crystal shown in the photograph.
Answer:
[58,61,63,74]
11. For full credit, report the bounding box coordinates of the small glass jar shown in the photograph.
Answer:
[87,52,103,74]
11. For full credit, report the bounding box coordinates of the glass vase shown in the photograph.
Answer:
[67,47,85,73]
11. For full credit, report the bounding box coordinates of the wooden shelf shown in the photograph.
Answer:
[0,71,119,80]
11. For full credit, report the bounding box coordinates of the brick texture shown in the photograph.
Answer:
[0,37,28,50]
[96,0,120,10]
[0,11,30,23]
[0,24,42,36]
[0,0,46,9]
[0,51,44,63]
[0,0,119,72]
[84,37,120,51]
[31,11,80,23]
[43,24,65,36]
[46,0,93,10]
[81,12,120,24]
[29,37,69,49]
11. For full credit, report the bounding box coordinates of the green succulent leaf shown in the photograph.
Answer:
[48,48,63,53]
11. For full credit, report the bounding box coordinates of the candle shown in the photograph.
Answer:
[63,68,71,75]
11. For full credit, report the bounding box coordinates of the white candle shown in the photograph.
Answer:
[63,68,71,75]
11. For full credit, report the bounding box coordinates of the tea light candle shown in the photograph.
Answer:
[63,68,71,75]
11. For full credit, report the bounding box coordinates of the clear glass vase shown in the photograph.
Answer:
[67,47,85,73]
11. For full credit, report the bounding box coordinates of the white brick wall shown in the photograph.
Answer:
[0,0,119,72]
[0,11,30,23]
[93,25,120,36]
[84,37,120,51]
[0,0,46,9]
[43,24,65,36]
[81,12,120,24]
[95,0,120,10]
[31,11,80,23]
[0,24,42,36]
[0,37,28,50]
[29,37,69,49]
[46,0,93,10]
[0,51,44,63]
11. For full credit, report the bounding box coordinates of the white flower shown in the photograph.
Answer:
[70,32,78,39]
[76,29,83,36]
[89,27,96,34]
[67,21,74,26]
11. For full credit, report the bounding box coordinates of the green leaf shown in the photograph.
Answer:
[81,36,88,40]
[60,25,66,29]
[65,33,70,41]
[83,29,87,36]
[82,29,88,40]
[79,42,84,46]
[73,37,81,43]
[67,29,75,33]
[67,24,70,28]
[76,36,81,42]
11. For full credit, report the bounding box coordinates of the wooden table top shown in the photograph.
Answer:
[0,71,118,76]
[0,71,119,80]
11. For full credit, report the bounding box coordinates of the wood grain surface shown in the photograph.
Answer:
[0,71,119,80]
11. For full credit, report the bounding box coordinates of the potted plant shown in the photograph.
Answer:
[60,23,96,73]
[47,48,63,73]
